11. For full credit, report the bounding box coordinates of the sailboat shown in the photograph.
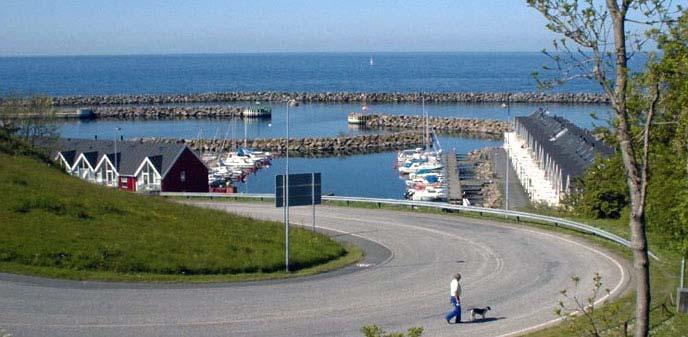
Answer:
[369,56,374,66]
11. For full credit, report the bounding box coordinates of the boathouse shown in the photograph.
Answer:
[51,139,208,192]
[505,110,614,206]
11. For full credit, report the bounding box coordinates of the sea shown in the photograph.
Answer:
[0,53,614,199]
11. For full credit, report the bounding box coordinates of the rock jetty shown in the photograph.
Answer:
[365,114,510,135]
[468,148,502,208]
[136,132,425,157]
[91,105,243,118]
[51,91,609,106]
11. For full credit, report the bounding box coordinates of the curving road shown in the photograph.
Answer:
[0,203,630,337]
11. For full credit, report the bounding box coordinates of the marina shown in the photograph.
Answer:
[52,102,603,199]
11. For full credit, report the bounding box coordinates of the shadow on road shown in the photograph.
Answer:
[463,317,506,324]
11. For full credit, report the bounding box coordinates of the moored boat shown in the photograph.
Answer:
[242,103,272,117]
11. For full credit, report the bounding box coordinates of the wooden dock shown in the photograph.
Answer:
[446,150,463,204]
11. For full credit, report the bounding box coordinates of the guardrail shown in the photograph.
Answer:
[160,192,659,261]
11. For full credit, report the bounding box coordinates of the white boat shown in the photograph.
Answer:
[406,185,447,201]
[405,173,444,188]
[201,152,218,162]
[398,160,444,174]
[397,148,423,163]
[221,153,256,169]
[409,170,444,180]
[239,148,272,163]
[242,103,272,117]
[348,105,373,125]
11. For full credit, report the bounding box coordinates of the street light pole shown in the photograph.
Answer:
[285,100,291,272]
[114,127,121,188]
[505,98,510,212]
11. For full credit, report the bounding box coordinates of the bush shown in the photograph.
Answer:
[566,154,628,219]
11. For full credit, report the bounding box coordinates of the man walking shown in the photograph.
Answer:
[445,273,462,324]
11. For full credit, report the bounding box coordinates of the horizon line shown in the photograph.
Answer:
[0,50,553,58]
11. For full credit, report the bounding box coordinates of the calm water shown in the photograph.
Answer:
[233,137,502,198]
[7,52,614,199]
[57,102,611,140]
[1,52,606,95]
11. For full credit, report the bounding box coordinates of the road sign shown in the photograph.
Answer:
[275,173,321,207]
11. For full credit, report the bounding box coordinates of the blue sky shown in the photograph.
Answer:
[1,0,557,56]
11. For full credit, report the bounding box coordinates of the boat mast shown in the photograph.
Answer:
[422,97,430,149]
[243,118,248,148]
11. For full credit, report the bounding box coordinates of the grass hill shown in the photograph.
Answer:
[0,147,352,282]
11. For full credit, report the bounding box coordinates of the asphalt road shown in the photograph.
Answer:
[0,203,630,337]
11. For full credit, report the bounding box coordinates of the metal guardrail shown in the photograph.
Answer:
[160,192,659,261]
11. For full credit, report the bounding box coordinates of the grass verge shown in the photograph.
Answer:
[0,153,361,282]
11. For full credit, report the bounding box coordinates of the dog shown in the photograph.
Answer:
[468,306,491,321]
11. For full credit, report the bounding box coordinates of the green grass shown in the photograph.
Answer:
[0,153,359,282]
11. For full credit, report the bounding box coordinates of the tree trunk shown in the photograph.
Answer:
[606,1,651,336]
[630,212,651,336]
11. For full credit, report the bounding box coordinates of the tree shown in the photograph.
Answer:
[0,95,57,148]
[526,1,681,336]
[555,273,625,336]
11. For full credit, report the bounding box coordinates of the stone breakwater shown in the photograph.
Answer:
[135,132,425,157]
[91,105,243,118]
[365,114,510,135]
[468,148,502,208]
[51,91,609,106]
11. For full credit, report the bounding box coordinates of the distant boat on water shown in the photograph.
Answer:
[369,57,374,66]
[241,102,272,117]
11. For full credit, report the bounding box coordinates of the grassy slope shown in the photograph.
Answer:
[0,153,358,282]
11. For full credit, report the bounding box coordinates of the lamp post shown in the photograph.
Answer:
[114,127,121,188]
[284,100,292,272]
[505,97,510,212]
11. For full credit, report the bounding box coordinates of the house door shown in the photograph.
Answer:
[127,177,136,191]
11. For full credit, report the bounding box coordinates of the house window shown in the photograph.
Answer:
[106,165,114,185]
[142,163,151,186]
[80,159,90,178]
[180,171,186,182]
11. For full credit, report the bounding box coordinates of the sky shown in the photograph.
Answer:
[0,0,559,56]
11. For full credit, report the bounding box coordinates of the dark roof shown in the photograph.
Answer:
[516,110,615,179]
[49,138,196,177]
[59,150,77,166]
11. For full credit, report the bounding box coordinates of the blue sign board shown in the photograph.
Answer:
[275,173,322,207]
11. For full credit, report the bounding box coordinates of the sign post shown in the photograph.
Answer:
[276,172,322,271]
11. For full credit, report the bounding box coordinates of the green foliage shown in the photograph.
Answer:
[567,154,629,219]
[0,150,347,280]
[564,9,688,252]
[555,273,626,337]
[0,127,53,162]
[0,95,57,146]
[360,325,423,337]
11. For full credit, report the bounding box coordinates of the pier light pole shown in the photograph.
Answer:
[505,96,510,212]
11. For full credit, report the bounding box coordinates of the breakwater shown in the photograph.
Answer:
[136,132,425,157]
[51,91,608,106]
[365,114,510,135]
[91,105,243,118]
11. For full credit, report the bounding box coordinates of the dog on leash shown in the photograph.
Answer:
[468,306,491,321]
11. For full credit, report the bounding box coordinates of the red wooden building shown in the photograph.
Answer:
[52,139,209,193]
